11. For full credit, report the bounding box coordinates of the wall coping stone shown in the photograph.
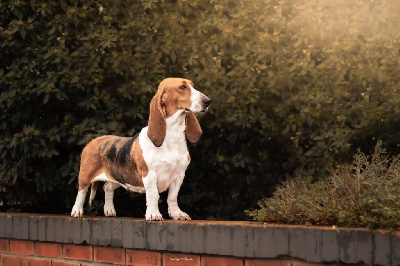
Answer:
[0,213,399,265]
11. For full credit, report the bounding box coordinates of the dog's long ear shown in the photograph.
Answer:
[185,112,202,144]
[147,91,166,147]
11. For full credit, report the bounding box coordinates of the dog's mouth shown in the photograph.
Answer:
[200,106,209,112]
[185,106,209,113]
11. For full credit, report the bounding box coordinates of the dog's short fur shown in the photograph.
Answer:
[71,78,210,220]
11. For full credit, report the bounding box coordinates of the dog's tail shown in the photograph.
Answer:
[88,181,99,206]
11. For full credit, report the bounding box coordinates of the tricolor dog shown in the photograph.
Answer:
[71,78,211,221]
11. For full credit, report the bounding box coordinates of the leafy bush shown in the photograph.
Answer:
[1,0,399,219]
[247,143,400,229]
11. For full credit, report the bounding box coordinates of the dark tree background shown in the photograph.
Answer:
[1,0,399,219]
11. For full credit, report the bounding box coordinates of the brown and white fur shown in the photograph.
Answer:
[70,78,211,221]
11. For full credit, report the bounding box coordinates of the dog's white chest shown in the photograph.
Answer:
[140,112,190,193]
[154,151,189,192]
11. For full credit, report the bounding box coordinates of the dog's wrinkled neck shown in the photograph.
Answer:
[166,110,186,130]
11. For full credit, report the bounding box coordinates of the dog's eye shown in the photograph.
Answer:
[179,85,187,90]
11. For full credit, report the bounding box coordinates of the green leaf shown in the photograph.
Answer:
[70,76,79,84]
[226,95,235,103]
[20,28,26,39]
[67,175,76,185]
[170,50,177,63]
[43,94,50,104]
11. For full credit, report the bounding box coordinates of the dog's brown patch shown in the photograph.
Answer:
[161,78,193,118]
[99,135,143,186]
[77,137,108,190]
[77,135,145,189]
[132,138,148,179]
[147,90,167,147]
[185,112,202,144]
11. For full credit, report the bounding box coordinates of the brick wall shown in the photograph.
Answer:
[0,238,319,266]
[0,213,399,265]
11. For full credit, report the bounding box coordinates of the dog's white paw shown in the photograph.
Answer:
[145,208,163,221]
[169,208,191,220]
[71,205,83,218]
[104,204,116,217]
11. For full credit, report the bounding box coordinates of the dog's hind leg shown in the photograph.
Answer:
[71,185,89,218]
[88,181,99,206]
[103,181,120,217]
[71,150,102,218]
[71,140,103,218]
[71,173,93,218]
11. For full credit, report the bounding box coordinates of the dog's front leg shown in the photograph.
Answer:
[142,171,163,221]
[167,175,191,220]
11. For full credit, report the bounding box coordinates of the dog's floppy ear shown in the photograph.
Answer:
[147,89,166,147]
[185,112,202,144]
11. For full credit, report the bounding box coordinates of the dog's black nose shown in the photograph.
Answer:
[203,98,211,107]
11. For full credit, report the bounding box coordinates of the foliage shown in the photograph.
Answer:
[1,0,399,219]
[247,143,400,229]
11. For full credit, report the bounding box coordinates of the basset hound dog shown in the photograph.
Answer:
[70,78,210,221]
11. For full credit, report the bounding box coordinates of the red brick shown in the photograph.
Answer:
[52,260,81,266]
[94,246,125,264]
[126,250,161,266]
[202,256,243,266]
[291,263,326,266]
[1,254,25,266]
[10,240,34,255]
[245,260,291,266]
[0,239,9,253]
[35,242,62,258]
[163,253,200,266]
[63,244,92,261]
[26,257,52,266]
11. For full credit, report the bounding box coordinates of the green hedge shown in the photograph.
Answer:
[1,0,399,219]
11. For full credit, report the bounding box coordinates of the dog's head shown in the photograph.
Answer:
[147,78,211,147]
